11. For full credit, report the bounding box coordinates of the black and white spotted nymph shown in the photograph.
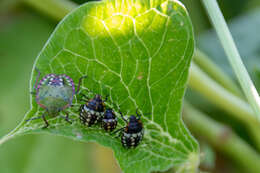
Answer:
[115,110,144,148]
[79,94,106,126]
[102,109,117,131]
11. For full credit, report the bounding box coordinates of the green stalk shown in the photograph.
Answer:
[23,0,77,21]
[193,49,243,98]
[183,102,260,173]
[201,0,260,119]
[189,63,260,150]
[189,63,255,123]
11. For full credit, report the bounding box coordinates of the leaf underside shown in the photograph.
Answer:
[11,0,199,172]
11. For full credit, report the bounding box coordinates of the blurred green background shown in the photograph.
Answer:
[0,0,259,172]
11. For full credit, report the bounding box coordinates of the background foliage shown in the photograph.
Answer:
[0,0,260,172]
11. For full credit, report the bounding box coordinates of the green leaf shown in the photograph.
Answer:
[1,0,199,172]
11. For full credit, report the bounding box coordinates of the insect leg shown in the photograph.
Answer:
[120,111,128,122]
[78,93,89,102]
[104,95,109,102]
[61,111,72,124]
[76,75,87,94]
[25,116,42,122]
[42,112,49,129]
[111,127,124,136]
[116,130,123,138]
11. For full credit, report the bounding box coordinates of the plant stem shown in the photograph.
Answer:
[183,102,260,173]
[189,63,255,123]
[201,0,260,120]
[23,0,77,21]
[193,49,243,98]
[189,63,260,150]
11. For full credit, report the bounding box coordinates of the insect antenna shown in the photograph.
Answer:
[76,75,87,94]
[32,67,41,90]
[136,108,142,120]
[111,127,124,135]
[136,109,150,119]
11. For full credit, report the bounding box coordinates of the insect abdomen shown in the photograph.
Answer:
[121,130,144,148]
[79,105,103,126]
[102,118,117,131]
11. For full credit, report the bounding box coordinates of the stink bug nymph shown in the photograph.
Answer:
[79,94,106,126]
[27,68,86,128]
[114,110,144,148]
[102,109,117,131]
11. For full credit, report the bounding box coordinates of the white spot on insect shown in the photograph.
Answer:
[83,105,90,112]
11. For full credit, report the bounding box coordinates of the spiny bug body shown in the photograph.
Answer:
[114,110,144,148]
[101,109,117,131]
[27,68,86,128]
[79,94,106,126]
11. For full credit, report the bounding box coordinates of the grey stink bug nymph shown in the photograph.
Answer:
[114,110,144,148]
[27,68,86,128]
[79,94,106,126]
